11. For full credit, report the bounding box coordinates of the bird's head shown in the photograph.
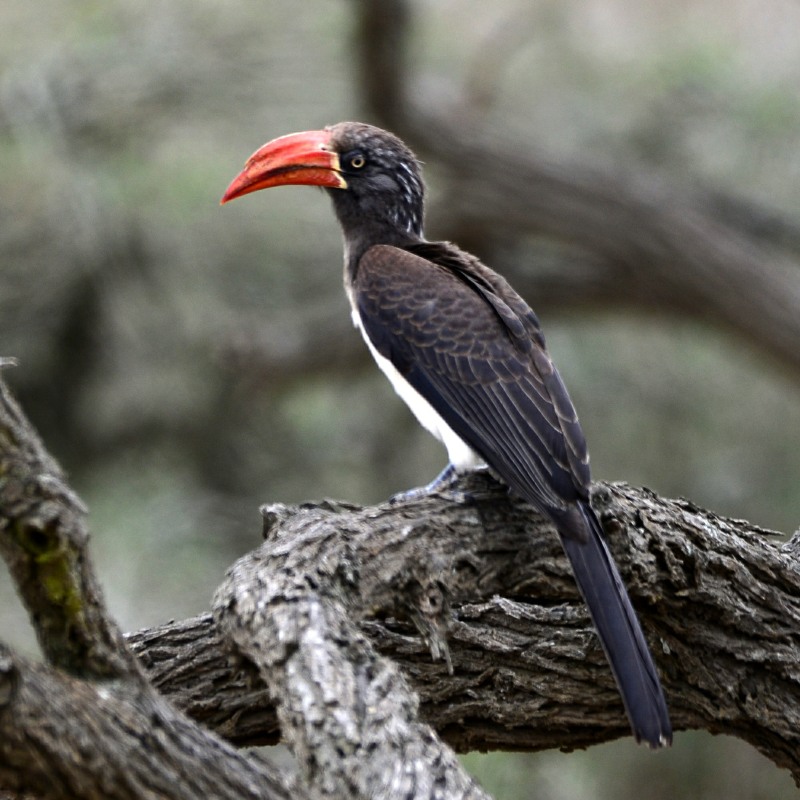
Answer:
[221,122,425,240]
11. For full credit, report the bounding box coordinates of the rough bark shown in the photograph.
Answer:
[213,496,490,800]
[0,356,133,681]
[0,363,490,800]
[0,364,299,800]
[128,477,800,784]
[0,644,292,800]
[3,348,800,799]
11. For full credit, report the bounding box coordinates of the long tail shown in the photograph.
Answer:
[557,502,672,748]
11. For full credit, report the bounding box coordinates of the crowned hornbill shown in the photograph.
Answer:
[221,121,671,748]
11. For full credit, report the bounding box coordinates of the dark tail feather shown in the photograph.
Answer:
[557,502,672,748]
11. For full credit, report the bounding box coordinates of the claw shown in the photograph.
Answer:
[390,464,502,505]
[389,463,460,504]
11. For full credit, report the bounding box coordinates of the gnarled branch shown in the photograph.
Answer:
[130,476,800,784]
[0,367,298,800]
[4,347,800,797]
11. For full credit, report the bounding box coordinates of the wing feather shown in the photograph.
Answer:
[355,243,590,515]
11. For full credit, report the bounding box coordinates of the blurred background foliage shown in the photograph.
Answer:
[1,0,799,797]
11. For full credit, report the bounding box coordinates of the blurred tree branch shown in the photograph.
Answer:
[221,0,800,389]
[5,0,800,527]
[347,0,800,377]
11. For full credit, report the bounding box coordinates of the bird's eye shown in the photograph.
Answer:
[347,152,366,170]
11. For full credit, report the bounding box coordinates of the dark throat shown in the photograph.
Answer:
[327,190,425,285]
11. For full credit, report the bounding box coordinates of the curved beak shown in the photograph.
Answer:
[220,129,346,204]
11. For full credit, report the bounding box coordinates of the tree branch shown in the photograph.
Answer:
[129,477,800,785]
[212,495,491,800]
[0,367,299,800]
[0,642,293,800]
[0,360,133,680]
[4,349,800,795]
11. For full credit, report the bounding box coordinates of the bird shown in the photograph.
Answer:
[221,121,672,748]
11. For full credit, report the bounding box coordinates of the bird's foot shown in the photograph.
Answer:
[390,463,462,504]
[390,464,499,506]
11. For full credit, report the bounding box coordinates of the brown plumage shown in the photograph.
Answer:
[222,121,672,747]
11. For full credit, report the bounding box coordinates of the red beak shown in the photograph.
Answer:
[220,129,346,204]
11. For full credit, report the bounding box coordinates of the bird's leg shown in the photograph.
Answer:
[390,464,501,505]
[391,463,459,503]
[390,463,461,504]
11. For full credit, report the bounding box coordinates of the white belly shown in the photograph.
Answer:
[351,308,483,472]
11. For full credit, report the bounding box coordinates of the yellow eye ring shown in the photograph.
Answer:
[350,154,366,169]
